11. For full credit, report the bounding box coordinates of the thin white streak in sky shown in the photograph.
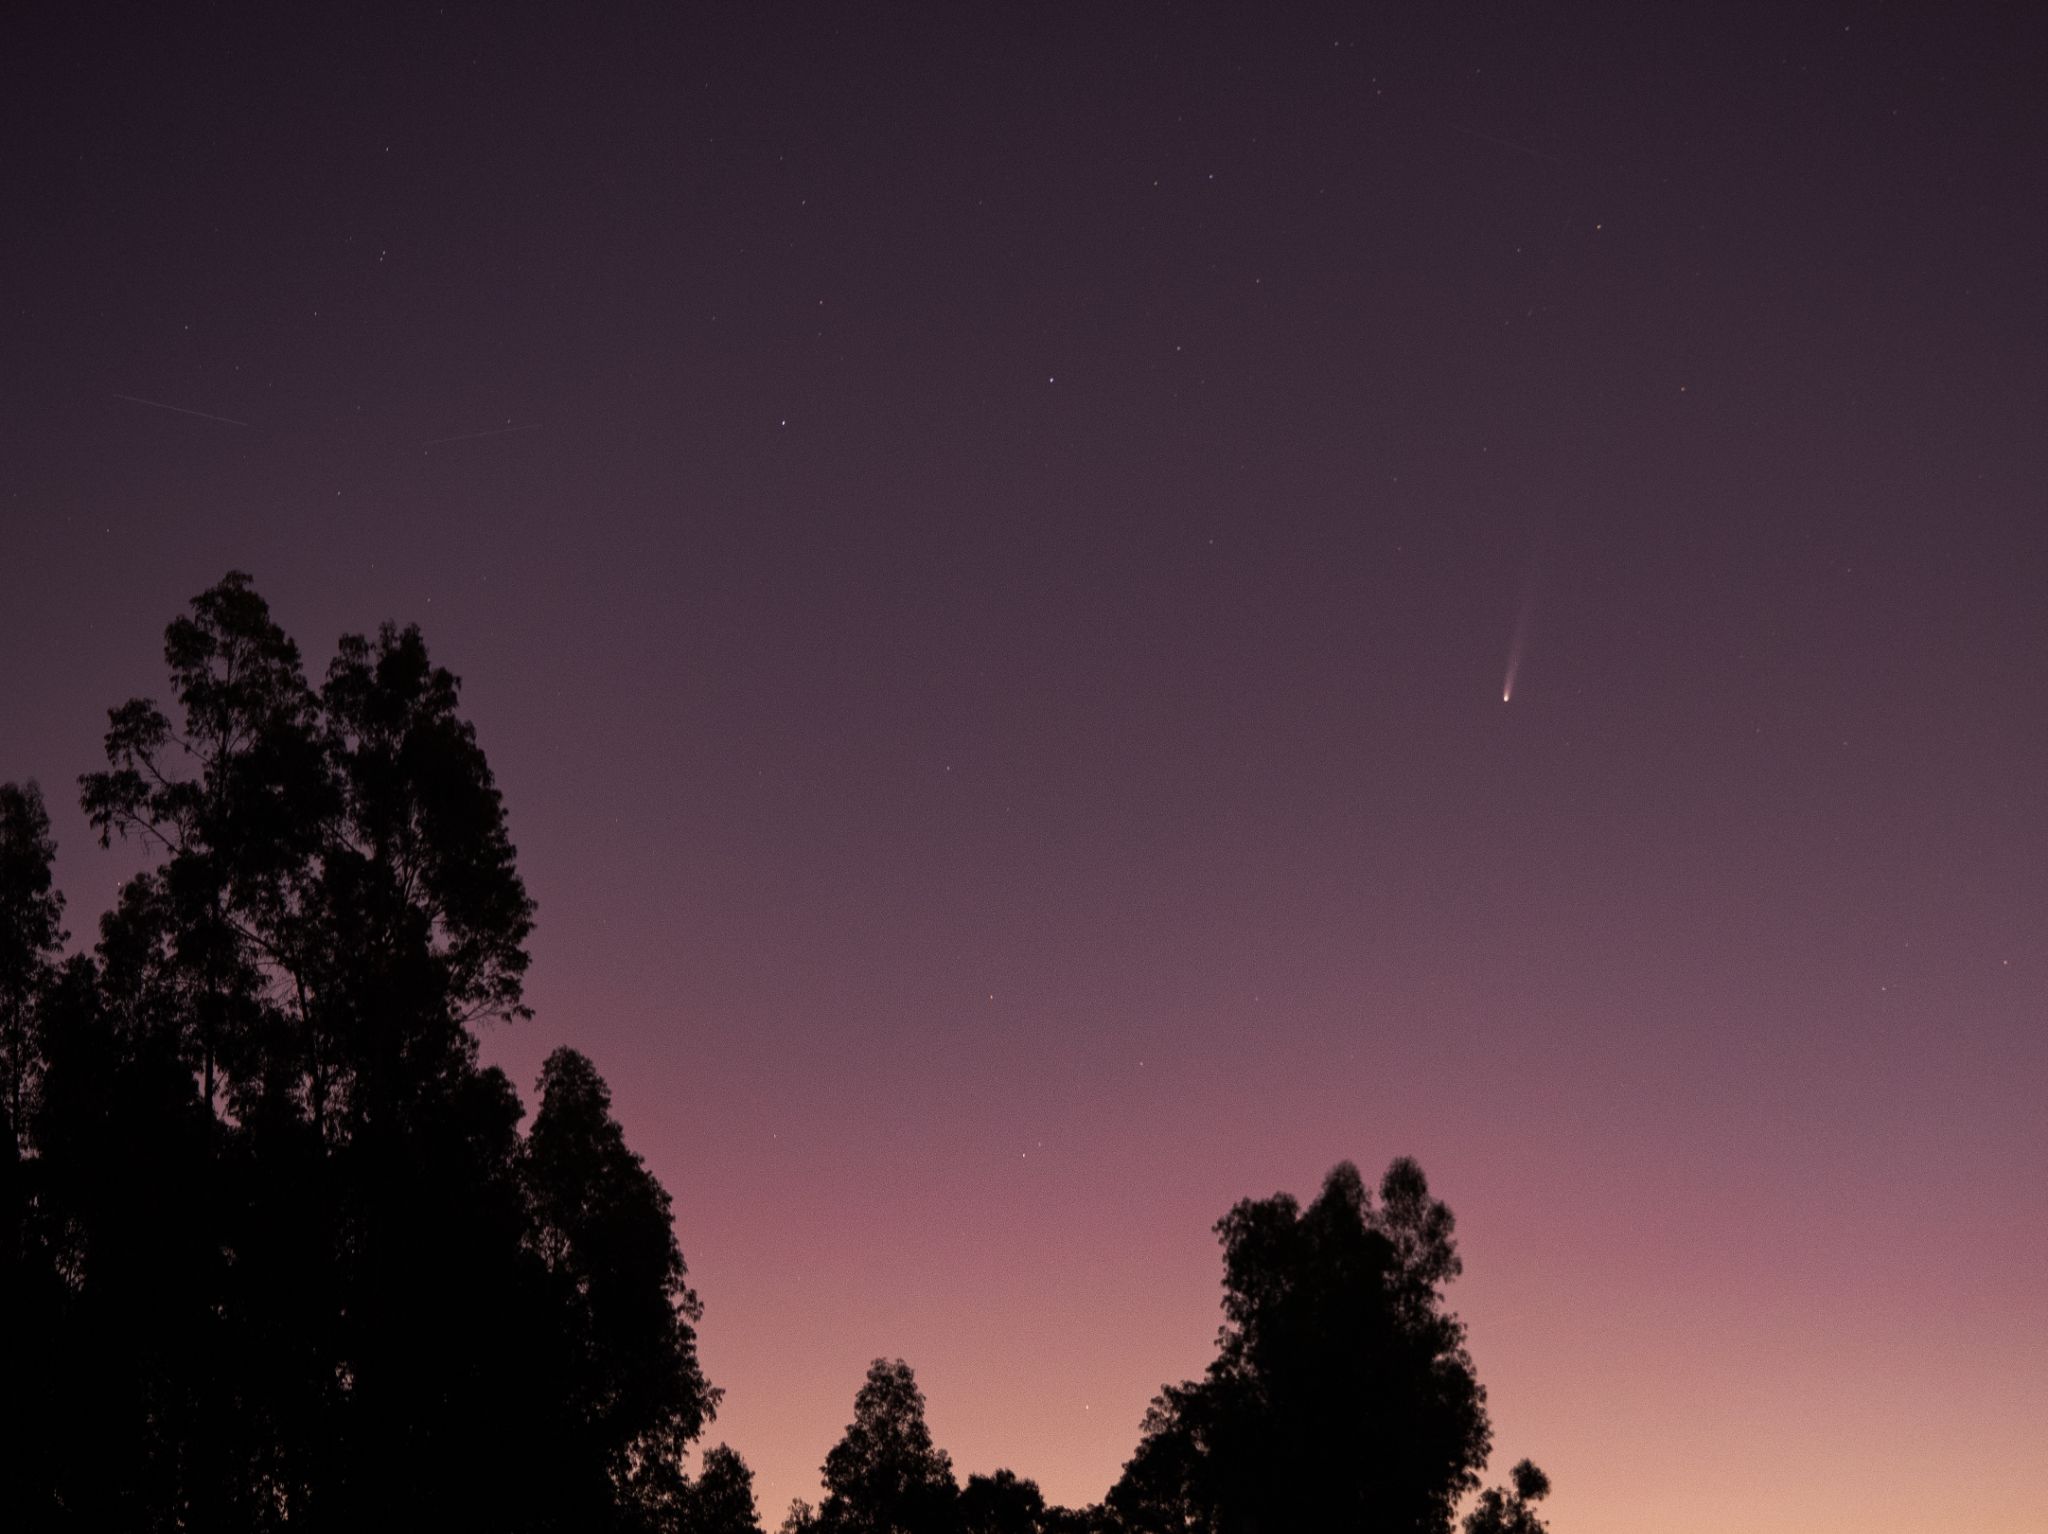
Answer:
[1502,569,1537,702]
[112,393,249,427]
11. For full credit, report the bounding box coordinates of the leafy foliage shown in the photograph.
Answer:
[690,1444,767,1534]
[818,1359,961,1534]
[525,1045,719,1518]
[0,780,64,1143]
[8,574,711,1531]
[1106,1159,1493,1534]
[960,1470,1050,1534]
[1463,1460,1554,1534]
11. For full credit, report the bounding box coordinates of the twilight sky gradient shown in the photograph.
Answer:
[5,5,2045,1529]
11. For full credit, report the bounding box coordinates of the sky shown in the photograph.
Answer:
[4,4,2045,1529]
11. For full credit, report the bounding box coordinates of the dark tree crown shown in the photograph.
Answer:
[10,574,712,1533]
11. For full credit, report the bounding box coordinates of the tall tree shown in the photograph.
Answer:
[311,619,534,1132]
[0,780,64,1146]
[19,573,716,1531]
[77,573,536,1135]
[28,939,237,1527]
[80,571,330,1117]
[1107,1159,1492,1534]
[0,782,71,1522]
[525,1046,719,1524]
[818,1358,961,1534]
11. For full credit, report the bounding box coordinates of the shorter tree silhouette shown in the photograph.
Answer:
[817,1358,961,1534]
[689,1443,767,1534]
[961,1469,1046,1534]
[1107,1158,1492,1534]
[1464,1460,1554,1534]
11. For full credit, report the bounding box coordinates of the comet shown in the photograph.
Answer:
[1501,567,1537,702]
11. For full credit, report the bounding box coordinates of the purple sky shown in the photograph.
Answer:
[5,5,2045,1529]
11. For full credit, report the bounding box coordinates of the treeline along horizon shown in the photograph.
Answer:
[0,574,1556,1534]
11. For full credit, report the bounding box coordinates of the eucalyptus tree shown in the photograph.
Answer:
[689,1444,767,1534]
[1107,1159,1493,1534]
[818,1358,962,1534]
[1463,1460,1554,1534]
[0,779,63,1146]
[21,572,716,1531]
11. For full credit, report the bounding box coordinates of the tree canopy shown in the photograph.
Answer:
[3,573,726,1532]
[1462,1460,1553,1534]
[817,1358,962,1534]
[960,1469,1049,1534]
[0,779,64,1146]
[690,1444,768,1534]
[1106,1159,1496,1534]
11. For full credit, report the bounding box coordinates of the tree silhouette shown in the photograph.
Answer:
[76,573,535,1138]
[957,1470,1100,1534]
[2,574,1564,1531]
[1106,1159,1492,1534]
[524,1045,719,1522]
[25,928,232,1524]
[0,780,64,1148]
[0,782,73,1521]
[1463,1460,1553,1534]
[10,574,716,1531]
[1038,1509,1102,1534]
[79,571,333,1118]
[818,1358,962,1534]
[689,1444,767,1534]
[960,1470,1048,1534]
